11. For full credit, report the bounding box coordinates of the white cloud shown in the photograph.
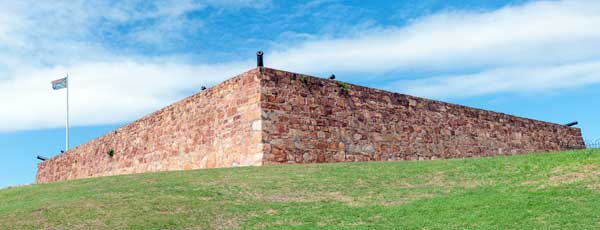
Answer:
[1,0,600,132]
[269,1,600,74]
[394,61,600,99]
[0,0,260,132]
[0,60,250,132]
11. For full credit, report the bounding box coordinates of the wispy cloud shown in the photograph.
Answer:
[0,0,261,132]
[0,60,250,132]
[265,0,600,99]
[395,61,600,98]
[1,0,599,132]
[269,1,600,73]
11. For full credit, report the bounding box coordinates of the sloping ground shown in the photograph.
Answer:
[2,149,600,229]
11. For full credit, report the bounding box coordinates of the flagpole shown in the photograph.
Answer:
[66,73,69,151]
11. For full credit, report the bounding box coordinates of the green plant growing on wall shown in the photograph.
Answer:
[299,75,308,85]
[107,149,115,158]
[336,81,349,93]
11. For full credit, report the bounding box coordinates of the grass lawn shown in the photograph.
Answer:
[1,149,600,229]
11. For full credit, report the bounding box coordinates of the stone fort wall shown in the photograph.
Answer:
[37,67,585,183]
[259,68,585,164]
[37,69,264,183]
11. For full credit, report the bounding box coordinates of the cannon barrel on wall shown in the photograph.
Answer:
[564,121,578,127]
[37,155,49,161]
[256,51,264,67]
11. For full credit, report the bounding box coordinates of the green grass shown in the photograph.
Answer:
[2,149,600,229]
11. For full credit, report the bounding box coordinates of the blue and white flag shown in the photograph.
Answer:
[51,77,68,90]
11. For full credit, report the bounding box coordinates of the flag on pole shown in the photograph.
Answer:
[52,77,68,90]
[52,75,70,151]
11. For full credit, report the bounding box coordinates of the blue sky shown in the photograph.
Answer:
[1,0,599,188]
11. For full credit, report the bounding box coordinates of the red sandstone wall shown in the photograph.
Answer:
[259,68,585,164]
[37,69,264,183]
[37,67,586,183]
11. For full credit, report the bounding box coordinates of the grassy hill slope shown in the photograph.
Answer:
[2,149,600,229]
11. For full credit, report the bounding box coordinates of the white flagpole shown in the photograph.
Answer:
[66,74,69,151]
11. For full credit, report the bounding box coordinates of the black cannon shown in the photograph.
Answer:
[37,155,49,161]
[257,51,264,67]
[564,121,578,127]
